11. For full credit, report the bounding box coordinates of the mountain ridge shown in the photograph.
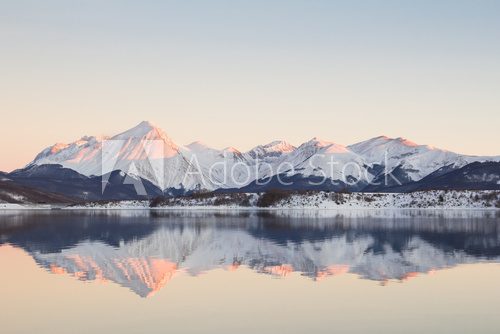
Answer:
[8,121,500,196]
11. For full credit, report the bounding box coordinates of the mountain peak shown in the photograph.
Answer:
[250,140,295,152]
[395,137,418,147]
[349,136,420,152]
[247,140,296,160]
[303,137,336,148]
[133,120,158,132]
[186,141,212,151]
[297,137,349,154]
[262,140,295,150]
[223,146,241,154]
[136,120,157,129]
[112,121,173,143]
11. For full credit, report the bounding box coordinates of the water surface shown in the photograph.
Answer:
[1,209,499,333]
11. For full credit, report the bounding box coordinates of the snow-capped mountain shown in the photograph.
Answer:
[32,121,211,192]
[23,121,500,195]
[281,137,369,182]
[246,140,296,161]
[179,140,297,189]
[349,136,463,180]
[348,136,500,187]
[181,143,255,189]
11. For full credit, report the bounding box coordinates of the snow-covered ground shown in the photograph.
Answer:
[151,190,499,210]
[58,190,500,210]
[273,190,500,209]
[0,203,52,210]
[0,203,25,209]
[67,200,149,210]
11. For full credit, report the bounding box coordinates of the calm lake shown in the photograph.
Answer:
[1,209,500,333]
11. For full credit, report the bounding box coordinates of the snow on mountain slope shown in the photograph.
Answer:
[33,136,106,168]
[246,140,296,160]
[181,143,255,188]
[348,136,499,182]
[27,122,499,192]
[232,141,296,182]
[32,121,210,191]
[279,138,369,183]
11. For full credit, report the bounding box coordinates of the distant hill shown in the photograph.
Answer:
[7,164,163,201]
[0,177,76,204]
[371,161,500,192]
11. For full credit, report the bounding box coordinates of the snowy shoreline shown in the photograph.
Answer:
[2,190,498,211]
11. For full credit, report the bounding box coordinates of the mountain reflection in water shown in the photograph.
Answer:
[1,209,499,297]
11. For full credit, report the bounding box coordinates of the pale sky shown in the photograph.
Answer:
[1,0,499,171]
